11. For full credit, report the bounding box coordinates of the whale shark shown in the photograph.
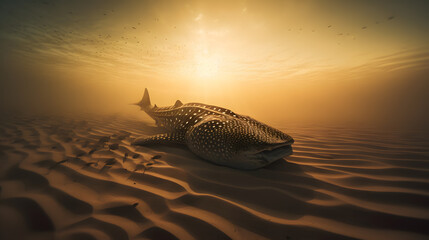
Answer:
[132,88,294,169]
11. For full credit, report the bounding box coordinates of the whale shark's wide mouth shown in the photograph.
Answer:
[257,144,293,163]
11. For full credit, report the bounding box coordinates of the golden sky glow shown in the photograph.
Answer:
[1,0,428,127]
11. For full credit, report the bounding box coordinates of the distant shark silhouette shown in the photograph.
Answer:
[132,88,294,169]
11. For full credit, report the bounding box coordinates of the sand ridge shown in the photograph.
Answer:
[0,114,428,240]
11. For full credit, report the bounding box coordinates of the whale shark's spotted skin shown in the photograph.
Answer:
[132,89,294,169]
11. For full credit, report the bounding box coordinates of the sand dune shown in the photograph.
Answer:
[0,114,428,240]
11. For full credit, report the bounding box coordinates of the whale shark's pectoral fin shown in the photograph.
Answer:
[131,132,185,146]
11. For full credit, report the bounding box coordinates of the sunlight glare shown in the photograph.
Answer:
[194,49,220,79]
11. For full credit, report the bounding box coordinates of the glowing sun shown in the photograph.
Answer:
[194,51,220,79]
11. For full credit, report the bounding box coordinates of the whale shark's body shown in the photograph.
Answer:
[132,89,294,169]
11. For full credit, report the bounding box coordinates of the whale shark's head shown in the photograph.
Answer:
[238,141,293,166]
[186,115,294,170]
[228,118,294,169]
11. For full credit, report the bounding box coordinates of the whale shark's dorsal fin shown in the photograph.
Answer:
[174,100,183,108]
[133,88,152,110]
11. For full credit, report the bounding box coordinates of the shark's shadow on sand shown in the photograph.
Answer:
[133,118,319,222]
[137,139,324,238]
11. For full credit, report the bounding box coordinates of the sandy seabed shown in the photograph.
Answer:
[0,113,428,240]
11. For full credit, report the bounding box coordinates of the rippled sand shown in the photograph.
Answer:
[0,114,428,240]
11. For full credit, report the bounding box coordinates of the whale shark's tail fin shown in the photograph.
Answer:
[133,88,152,110]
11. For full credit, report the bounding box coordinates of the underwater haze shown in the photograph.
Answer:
[1,0,428,129]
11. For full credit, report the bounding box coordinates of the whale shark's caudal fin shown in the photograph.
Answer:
[133,88,152,110]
